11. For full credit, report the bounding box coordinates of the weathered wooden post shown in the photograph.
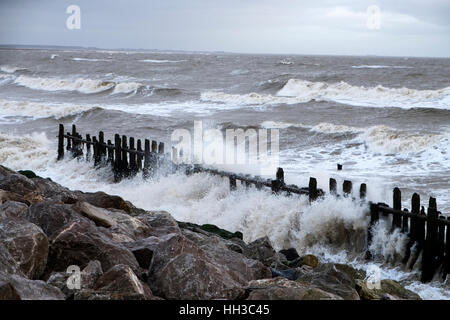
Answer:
[99,131,105,162]
[244,174,251,189]
[86,134,91,161]
[337,164,342,171]
[57,124,64,160]
[437,216,446,268]
[402,209,409,233]
[92,136,100,166]
[129,137,137,175]
[143,139,151,179]
[329,178,337,195]
[66,132,72,152]
[158,142,164,154]
[392,187,402,229]
[403,193,421,265]
[309,177,318,202]
[121,135,128,177]
[343,180,352,197]
[136,139,143,171]
[422,198,438,282]
[107,139,114,165]
[359,183,367,200]
[271,168,284,194]
[230,176,237,191]
[114,134,122,181]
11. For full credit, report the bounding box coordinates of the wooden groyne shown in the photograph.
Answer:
[57,124,449,283]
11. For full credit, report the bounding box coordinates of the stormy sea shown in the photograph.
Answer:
[0,47,449,299]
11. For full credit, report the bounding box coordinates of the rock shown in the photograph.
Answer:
[181,229,272,283]
[140,211,182,237]
[73,201,116,228]
[0,271,64,300]
[74,290,159,300]
[106,209,153,241]
[244,237,276,265]
[0,281,21,300]
[0,190,29,205]
[26,201,89,238]
[296,263,360,300]
[124,242,154,270]
[32,178,78,204]
[279,248,300,261]
[94,264,153,298]
[137,233,248,299]
[355,279,421,300]
[47,220,140,275]
[47,260,103,299]
[242,236,289,270]
[75,191,133,214]
[0,245,24,276]
[246,277,343,300]
[300,254,320,269]
[18,170,39,179]
[0,201,29,219]
[0,217,49,279]
[0,171,37,196]
[270,268,297,281]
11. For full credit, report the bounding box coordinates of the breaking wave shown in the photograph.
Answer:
[1,65,27,73]
[13,75,147,95]
[278,79,450,110]
[0,99,95,123]
[202,79,450,110]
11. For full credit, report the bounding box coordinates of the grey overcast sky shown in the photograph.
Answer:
[0,0,449,57]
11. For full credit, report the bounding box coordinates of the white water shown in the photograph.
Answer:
[202,79,450,110]
[0,131,448,299]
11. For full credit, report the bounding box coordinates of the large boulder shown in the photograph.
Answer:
[355,279,421,300]
[181,229,272,283]
[139,211,182,237]
[0,201,29,219]
[26,201,89,238]
[47,260,104,299]
[0,168,37,197]
[74,191,133,214]
[0,271,64,300]
[132,233,248,299]
[296,263,361,300]
[0,244,24,276]
[246,277,343,300]
[93,264,154,299]
[0,190,29,205]
[243,236,289,270]
[47,220,140,275]
[0,217,49,279]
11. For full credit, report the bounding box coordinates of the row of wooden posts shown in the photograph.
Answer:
[57,124,449,283]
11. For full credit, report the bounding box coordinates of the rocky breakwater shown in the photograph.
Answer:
[0,165,421,300]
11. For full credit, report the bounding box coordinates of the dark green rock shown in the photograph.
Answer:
[17,170,40,179]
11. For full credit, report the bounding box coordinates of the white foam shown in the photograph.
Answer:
[14,76,115,94]
[140,59,183,63]
[352,65,413,69]
[111,82,144,94]
[200,91,310,105]
[0,99,94,123]
[1,65,26,73]
[277,79,450,110]
[72,57,112,62]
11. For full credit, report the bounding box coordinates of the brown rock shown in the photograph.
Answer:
[0,201,29,219]
[246,277,343,300]
[296,263,360,300]
[75,191,133,213]
[73,201,116,228]
[139,233,247,299]
[0,271,64,300]
[94,264,153,298]
[0,217,49,279]
[47,220,140,275]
